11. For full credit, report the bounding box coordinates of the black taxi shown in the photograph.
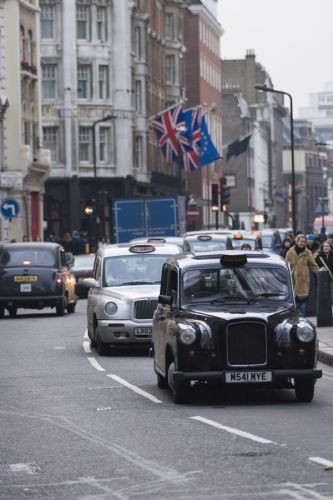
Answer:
[152,251,322,403]
[0,242,77,318]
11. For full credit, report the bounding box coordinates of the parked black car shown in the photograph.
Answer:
[0,242,77,317]
[152,251,322,403]
[71,253,95,298]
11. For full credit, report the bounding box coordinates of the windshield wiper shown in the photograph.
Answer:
[248,293,286,303]
[117,280,159,286]
[210,296,248,304]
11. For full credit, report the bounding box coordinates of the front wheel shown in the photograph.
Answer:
[168,362,190,404]
[56,296,67,316]
[295,378,315,402]
[157,372,168,389]
[0,306,4,319]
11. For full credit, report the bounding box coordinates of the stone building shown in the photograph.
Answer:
[41,0,188,243]
[1,0,50,243]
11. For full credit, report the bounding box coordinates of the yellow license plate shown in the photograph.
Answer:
[14,275,38,282]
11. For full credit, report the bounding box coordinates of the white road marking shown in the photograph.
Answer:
[83,328,88,339]
[53,346,66,350]
[87,357,106,372]
[309,457,333,468]
[97,407,112,412]
[82,341,91,354]
[107,374,162,404]
[190,416,277,445]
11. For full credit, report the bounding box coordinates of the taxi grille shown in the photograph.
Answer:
[134,300,158,319]
[227,321,267,367]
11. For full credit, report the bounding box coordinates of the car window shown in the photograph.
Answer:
[232,238,255,249]
[261,235,273,248]
[0,248,56,267]
[72,255,95,269]
[183,266,290,304]
[103,255,167,287]
[166,269,178,304]
[94,256,101,281]
[187,240,227,252]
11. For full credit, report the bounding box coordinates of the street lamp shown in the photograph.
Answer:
[92,114,115,178]
[254,84,296,236]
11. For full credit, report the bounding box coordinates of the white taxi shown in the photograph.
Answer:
[84,243,180,355]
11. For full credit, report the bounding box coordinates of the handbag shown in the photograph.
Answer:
[296,294,308,303]
[319,256,333,281]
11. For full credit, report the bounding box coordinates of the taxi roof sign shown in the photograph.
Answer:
[220,254,247,267]
[128,244,156,253]
[233,234,243,240]
[197,235,212,241]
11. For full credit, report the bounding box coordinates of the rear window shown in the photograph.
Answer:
[187,240,227,252]
[72,255,95,269]
[0,248,56,267]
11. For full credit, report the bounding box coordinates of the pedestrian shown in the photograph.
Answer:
[280,238,292,258]
[306,233,320,254]
[61,232,73,252]
[315,240,333,301]
[241,243,252,250]
[286,234,319,317]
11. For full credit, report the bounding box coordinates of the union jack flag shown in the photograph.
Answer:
[150,104,189,164]
[182,107,202,171]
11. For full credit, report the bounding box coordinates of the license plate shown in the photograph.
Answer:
[134,327,152,336]
[14,276,38,282]
[20,284,32,293]
[225,371,272,383]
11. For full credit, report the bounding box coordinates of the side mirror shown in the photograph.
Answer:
[82,277,99,289]
[65,252,74,267]
[158,294,172,305]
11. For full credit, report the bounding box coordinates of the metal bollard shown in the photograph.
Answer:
[317,268,333,326]
[306,272,317,316]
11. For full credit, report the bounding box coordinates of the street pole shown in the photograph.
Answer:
[254,84,297,235]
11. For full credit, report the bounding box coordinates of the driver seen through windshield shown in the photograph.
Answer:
[183,266,290,303]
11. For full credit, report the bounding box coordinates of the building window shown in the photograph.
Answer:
[166,55,175,84]
[77,64,91,99]
[79,126,92,162]
[134,136,142,169]
[43,126,58,162]
[97,6,107,41]
[42,64,57,99]
[41,5,55,39]
[165,13,174,39]
[135,80,142,113]
[135,26,141,59]
[77,5,90,40]
[98,65,109,99]
[99,127,108,162]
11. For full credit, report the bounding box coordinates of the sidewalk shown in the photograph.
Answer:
[308,317,333,367]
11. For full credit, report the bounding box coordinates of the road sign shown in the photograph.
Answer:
[187,206,199,221]
[1,199,20,219]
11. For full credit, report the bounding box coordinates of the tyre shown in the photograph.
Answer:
[295,378,315,402]
[167,362,190,404]
[157,372,168,389]
[0,306,4,319]
[97,338,109,356]
[56,297,67,316]
[90,337,98,349]
[8,307,17,317]
[67,302,76,314]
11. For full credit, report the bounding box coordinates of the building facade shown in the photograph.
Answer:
[299,83,333,143]
[184,0,223,230]
[221,51,287,230]
[1,0,50,243]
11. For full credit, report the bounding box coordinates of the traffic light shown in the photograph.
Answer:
[220,177,230,210]
[211,183,219,209]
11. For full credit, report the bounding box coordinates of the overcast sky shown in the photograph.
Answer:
[218,0,333,116]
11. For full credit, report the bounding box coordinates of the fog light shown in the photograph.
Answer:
[298,348,305,356]
[188,351,196,358]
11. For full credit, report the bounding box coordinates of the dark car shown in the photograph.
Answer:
[71,253,95,298]
[259,229,282,254]
[152,251,322,403]
[183,234,233,253]
[0,242,77,318]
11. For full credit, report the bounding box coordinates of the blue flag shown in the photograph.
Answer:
[199,115,220,166]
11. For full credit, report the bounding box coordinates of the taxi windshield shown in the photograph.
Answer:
[72,254,95,270]
[0,248,56,267]
[103,254,167,287]
[187,239,228,252]
[232,238,255,249]
[183,266,290,304]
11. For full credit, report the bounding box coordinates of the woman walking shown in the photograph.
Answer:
[315,240,333,300]
[286,234,319,317]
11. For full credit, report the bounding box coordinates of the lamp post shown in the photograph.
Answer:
[254,84,296,236]
[92,114,115,178]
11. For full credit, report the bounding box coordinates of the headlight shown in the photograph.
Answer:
[104,302,118,315]
[296,321,315,343]
[179,323,197,345]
